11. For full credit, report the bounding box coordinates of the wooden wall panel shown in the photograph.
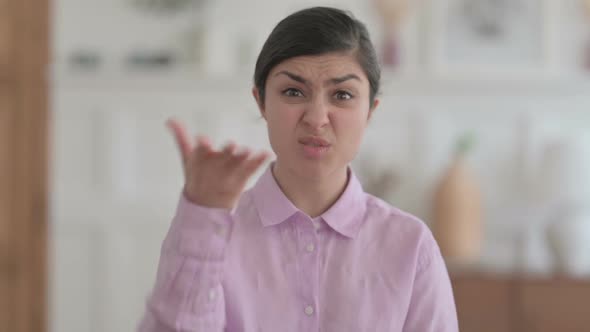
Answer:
[14,1,49,330]
[0,0,49,330]
[0,0,14,76]
[0,86,16,332]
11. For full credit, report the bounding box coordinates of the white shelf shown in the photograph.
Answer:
[50,65,590,96]
[49,65,254,91]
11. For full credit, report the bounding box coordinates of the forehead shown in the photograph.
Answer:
[269,53,365,80]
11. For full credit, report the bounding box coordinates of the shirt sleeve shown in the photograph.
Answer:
[403,232,459,332]
[137,193,234,332]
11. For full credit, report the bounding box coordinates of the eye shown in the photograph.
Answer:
[334,90,353,101]
[282,88,304,97]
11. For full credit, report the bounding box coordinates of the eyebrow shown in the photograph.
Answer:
[274,70,362,86]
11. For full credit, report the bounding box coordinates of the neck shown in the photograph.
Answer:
[271,162,349,218]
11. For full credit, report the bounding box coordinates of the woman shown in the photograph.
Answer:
[139,7,458,332]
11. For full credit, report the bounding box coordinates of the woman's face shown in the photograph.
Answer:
[253,52,379,180]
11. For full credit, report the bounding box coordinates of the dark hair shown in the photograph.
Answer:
[254,7,381,108]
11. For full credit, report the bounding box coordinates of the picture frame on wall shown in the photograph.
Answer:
[368,0,424,77]
[426,0,561,79]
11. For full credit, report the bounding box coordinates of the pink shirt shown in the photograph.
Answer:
[138,165,458,331]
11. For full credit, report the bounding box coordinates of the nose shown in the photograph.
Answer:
[302,97,330,130]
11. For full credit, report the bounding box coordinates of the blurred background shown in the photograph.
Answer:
[2,0,590,331]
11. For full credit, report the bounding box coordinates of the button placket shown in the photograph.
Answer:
[298,218,319,330]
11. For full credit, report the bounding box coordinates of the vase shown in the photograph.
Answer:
[432,156,482,265]
[547,208,590,277]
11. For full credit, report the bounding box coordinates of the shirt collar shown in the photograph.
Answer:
[251,163,367,239]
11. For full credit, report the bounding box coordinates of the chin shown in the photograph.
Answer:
[295,158,345,180]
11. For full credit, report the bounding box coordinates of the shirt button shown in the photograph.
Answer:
[304,305,314,316]
[208,288,217,301]
[306,243,315,252]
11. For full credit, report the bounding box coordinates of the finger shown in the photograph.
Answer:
[166,119,193,164]
[239,151,271,179]
[194,135,214,160]
[233,147,251,161]
[221,142,237,161]
[226,147,251,169]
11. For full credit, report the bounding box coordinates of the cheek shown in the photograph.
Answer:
[333,112,368,140]
[265,104,301,143]
[266,103,301,128]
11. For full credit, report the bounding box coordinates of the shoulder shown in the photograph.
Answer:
[363,193,432,241]
[362,194,440,271]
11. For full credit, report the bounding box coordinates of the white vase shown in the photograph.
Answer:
[547,208,590,277]
[518,223,554,276]
[537,133,590,205]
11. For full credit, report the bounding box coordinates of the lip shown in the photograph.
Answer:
[298,136,331,147]
[298,136,331,159]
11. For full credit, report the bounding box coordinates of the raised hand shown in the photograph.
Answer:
[166,118,270,209]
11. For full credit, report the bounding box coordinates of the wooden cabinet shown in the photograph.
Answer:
[452,273,590,332]
[452,276,515,332]
[520,279,590,332]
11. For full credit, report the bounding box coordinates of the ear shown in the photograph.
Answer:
[368,98,379,121]
[252,87,266,119]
